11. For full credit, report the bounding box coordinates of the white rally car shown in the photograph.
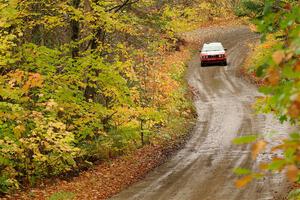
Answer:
[200,42,227,66]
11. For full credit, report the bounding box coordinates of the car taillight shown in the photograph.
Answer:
[202,55,208,59]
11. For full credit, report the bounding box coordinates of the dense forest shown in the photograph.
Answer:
[1,0,300,198]
[0,0,236,194]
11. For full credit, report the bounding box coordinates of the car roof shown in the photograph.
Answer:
[202,42,224,51]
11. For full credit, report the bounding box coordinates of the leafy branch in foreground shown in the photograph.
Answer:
[234,0,300,195]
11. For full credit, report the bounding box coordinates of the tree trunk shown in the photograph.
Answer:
[140,119,145,146]
[71,0,81,58]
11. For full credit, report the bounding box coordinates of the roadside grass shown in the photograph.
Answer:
[48,191,75,200]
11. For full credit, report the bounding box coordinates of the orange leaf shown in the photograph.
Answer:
[284,3,292,10]
[235,175,253,188]
[294,61,300,72]
[267,68,280,86]
[272,157,284,161]
[286,52,293,60]
[271,144,285,152]
[288,102,300,118]
[286,165,299,182]
[295,94,300,103]
[252,140,267,160]
[22,82,31,92]
[259,162,269,170]
[272,51,285,65]
[22,73,43,92]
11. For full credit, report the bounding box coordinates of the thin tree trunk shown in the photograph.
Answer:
[71,0,80,58]
[140,119,144,146]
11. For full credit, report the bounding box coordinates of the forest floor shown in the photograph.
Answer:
[4,136,192,200]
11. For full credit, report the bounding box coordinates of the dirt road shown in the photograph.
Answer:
[110,26,291,200]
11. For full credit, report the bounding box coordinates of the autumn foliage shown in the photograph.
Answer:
[234,0,300,194]
[0,0,238,194]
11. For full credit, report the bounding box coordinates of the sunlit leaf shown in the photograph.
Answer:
[251,140,267,160]
[233,135,258,145]
[272,51,285,65]
[235,175,253,188]
[286,165,299,182]
[259,162,269,170]
[266,68,280,86]
[268,158,286,171]
[233,168,251,175]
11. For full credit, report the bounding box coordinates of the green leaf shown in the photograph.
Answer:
[233,135,258,144]
[279,115,288,123]
[290,133,300,140]
[233,167,252,175]
[268,159,286,171]
[284,148,296,163]
[258,86,273,94]
[288,189,300,200]
[256,64,268,77]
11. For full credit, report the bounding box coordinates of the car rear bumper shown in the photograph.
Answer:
[201,58,227,65]
[201,58,227,66]
[201,58,226,62]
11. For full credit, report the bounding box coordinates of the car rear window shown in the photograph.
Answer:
[202,44,224,52]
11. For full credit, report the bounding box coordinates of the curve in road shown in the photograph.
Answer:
[111,26,291,200]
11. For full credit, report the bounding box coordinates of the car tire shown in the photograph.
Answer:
[223,61,227,66]
[201,62,206,67]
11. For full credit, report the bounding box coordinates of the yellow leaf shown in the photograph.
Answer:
[249,24,258,32]
[252,140,267,160]
[13,125,26,139]
[272,51,285,65]
[286,165,299,182]
[235,175,253,188]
